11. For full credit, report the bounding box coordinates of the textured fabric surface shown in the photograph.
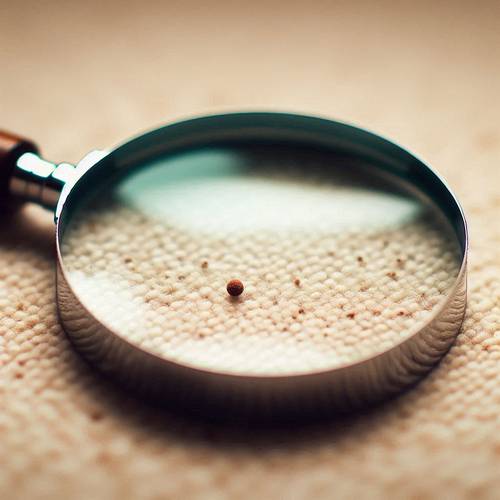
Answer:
[61,151,460,374]
[0,1,499,499]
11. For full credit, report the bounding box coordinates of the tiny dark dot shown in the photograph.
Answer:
[227,279,244,297]
[357,256,364,263]
[294,278,301,287]
[346,312,356,319]
[298,308,305,314]
[123,257,133,264]
[90,411,103,421]
[201,261,208,269]
[97,450,112,464]
[387,271,398,280]
[178,275,185,281]
[372,310,381,316]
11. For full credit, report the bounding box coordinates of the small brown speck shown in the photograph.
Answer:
[123,257,133,264]
[97,450,112,464]
[15,373,23,379]
[372,309,381,316]
[298,308,305,314]
[227,279,244,297]
[387,271,398,280]
[178,275,185,281]
[90,411,103,421]
[201,261,208,269]
[294,278,301,287]
[396,258,405,268]
[197,333,205,339]
[357,256,364,264]
[397,310,406,316]
[273,300,278,306]
[346,312,356,319]
[292,315,297,320]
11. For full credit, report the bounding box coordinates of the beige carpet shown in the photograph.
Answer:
[1,1,499,498]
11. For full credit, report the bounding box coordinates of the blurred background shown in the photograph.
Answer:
[1,1,499,499]
[1,0,499,173]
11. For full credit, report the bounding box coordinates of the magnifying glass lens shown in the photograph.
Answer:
[61,145,461,375]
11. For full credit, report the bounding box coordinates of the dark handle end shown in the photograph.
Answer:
[0,130,39,206]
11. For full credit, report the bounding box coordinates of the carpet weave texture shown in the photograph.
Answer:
[0,1,499,499]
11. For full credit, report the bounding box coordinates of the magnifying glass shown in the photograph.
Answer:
[0,113,467,421]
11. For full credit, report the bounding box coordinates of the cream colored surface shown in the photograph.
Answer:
[62,157,460,374]
[0,1,499,499]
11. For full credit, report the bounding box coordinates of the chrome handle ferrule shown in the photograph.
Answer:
[9,152,76,210]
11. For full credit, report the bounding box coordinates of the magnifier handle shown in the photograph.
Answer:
[0,130,38,205]
[0,130,74,210]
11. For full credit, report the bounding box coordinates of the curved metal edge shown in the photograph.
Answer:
[56,261,466,420]
[54,112,468,421]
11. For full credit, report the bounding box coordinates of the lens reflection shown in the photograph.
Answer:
[61,145,461,375]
